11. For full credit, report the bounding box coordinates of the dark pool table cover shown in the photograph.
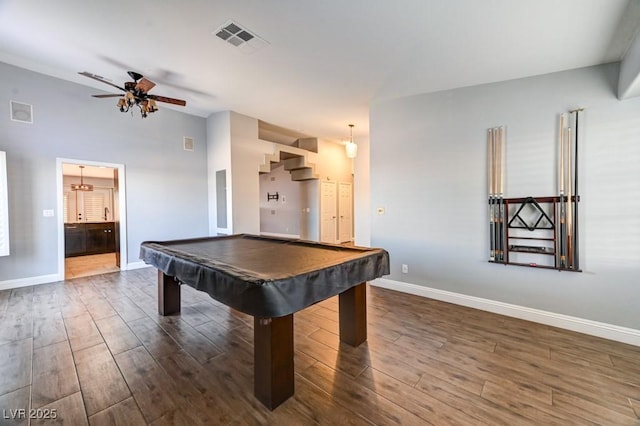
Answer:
[140,234,390,317]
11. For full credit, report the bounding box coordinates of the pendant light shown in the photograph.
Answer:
[70,165,94,191]
[345,124,358,158]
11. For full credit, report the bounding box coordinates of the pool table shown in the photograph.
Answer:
[140,234,390,409]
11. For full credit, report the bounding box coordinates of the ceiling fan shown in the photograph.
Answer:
[79,71,187,118]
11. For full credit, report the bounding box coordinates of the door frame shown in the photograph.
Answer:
[56,158,128,278]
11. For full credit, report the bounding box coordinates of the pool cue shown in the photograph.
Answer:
[571,108,583,270]
[558,113,566,268]
[493,127,500,262]
[493,128,499,261]
[566,126,573,269]
[488,128,495,261]
[498,126,505,262]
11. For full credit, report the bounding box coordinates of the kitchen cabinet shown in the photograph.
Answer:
[65,222,115,257]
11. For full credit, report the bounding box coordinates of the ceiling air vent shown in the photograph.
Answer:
[213,20,268,54]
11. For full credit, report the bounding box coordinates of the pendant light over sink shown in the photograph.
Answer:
[70,166,94,191]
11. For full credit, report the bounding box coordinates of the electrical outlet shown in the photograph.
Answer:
[42,209,54,217]
[401,264,408,273]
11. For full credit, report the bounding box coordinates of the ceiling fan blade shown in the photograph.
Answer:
[128,71,144,82]
[135,77,156,93]
[147,94,186,106]
[92,94,124,98]
[78,71,126,92]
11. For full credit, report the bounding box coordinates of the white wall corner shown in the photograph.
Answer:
[618,23,640,99]
[371,278,640,347]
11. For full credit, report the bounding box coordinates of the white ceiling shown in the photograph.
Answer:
[62,164,115,179]
[1,0,638,141]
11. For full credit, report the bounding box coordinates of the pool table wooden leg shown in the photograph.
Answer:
[158,271,181,315]
[254,314,294,410]
[339,282,367,346]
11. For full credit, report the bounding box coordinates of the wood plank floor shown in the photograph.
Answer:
[65,253,120,279]
[1,268,639,425]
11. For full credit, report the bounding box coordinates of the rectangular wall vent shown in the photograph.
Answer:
[213,20,268,54]
[183,136,194,151]
[10,101,33,124]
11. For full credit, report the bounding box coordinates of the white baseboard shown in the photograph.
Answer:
[124,261,151,271]
[0,273,62,291]
[371,278,640,347]
[0,262,151,291]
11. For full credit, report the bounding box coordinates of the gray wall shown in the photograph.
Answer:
[229,112,266,235]
[206,111,232,235]
[353,135,371,246]
[370,63,640,329]
[0,62,208,281]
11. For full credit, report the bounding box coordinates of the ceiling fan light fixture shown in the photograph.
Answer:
[79,70,186,119]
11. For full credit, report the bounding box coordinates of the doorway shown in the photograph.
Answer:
[56,158,127,279]
[320,180,337,243]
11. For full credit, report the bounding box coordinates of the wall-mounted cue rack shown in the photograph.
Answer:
[487,109,582,272]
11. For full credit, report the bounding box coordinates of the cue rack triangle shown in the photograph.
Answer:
[487,109,582,271]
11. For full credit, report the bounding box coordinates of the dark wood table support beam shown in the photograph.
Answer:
[338,282,367,346]
[254,314,294,410]
[158,271,181,315]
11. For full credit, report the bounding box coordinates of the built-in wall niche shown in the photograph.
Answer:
[259,163,302,237]
[0,151,9,256]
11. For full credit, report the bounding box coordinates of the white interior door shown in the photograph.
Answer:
[320,180,337,243]
[338,182,353,243]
